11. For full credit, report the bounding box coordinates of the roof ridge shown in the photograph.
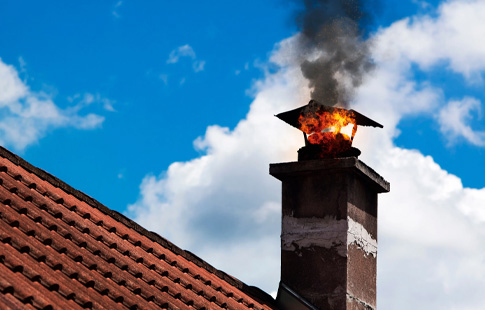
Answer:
[0,146,276,308]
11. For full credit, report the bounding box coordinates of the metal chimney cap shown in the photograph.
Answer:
[275,99,383,130]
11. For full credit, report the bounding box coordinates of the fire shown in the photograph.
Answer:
[298,108,358,155]
[275,99,383,159]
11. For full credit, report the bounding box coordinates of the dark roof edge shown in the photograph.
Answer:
[0,146,276,307]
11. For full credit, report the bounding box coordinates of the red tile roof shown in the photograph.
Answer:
[0,146,277,310]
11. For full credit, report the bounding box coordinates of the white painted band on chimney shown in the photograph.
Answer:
[348,217,377,257]
[281,215,377,257]
[281,216,347,256]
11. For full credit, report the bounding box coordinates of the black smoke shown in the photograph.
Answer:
[294,0,374,108]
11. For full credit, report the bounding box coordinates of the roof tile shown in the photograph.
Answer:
[0,146,277,310]
[0,291,37,310]
[0,258,83,310]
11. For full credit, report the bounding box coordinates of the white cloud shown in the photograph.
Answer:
[235,62,251,76]
[0,59,27,104]
[167,45,196,64]
[159,73,168,85]
[370,147,485,309]
[438,97,485,146]
[128,1,485,309]
[375,0,485,80]
[112,1,123,18]
[0,58,105,151]
[412,0,432,10]
[167,44,205,73]
[70,113,105,130]
[18,56,27,74]
[192,60,205,73]
[102,99,116,112]
[69,92,116,112]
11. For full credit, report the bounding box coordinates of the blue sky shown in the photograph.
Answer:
[1,1,485,309]
[0,0,304,211]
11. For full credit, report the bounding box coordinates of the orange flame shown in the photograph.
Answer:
[298,109,357,155]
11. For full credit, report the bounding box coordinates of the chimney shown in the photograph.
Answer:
[270,157,389,310]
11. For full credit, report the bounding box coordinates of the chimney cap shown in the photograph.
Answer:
[275,99,383,131]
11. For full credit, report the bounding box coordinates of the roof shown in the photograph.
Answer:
[0,146,277,310]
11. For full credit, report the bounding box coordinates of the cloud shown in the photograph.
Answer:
[438,97,485,146]
[167,45,196,64]
[412,0,432,10]
[68,92,116,112]
[167,44,205,73]
[112,1,123,18]
[370,148,485,309]
[128,1,485,309]
[235,62,251,76]
[0,58,105,151]
[375,0,485,80]
[192,60,205,73]
[18,56,27,74]
[159,74,168,85]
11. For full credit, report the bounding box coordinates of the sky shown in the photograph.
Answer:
[1,0,485,309]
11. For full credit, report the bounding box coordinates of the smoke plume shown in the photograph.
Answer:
[295,0,373,107]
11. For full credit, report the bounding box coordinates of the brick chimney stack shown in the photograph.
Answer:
[270,158,389,310]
